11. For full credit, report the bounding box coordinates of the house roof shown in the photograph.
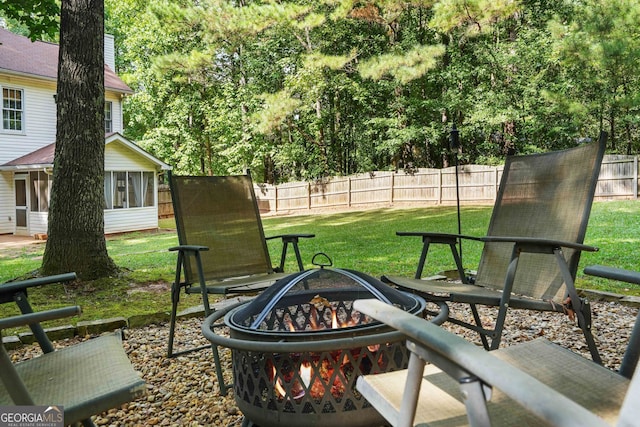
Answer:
[2,143,55,168]
[0,27,132,94]
[0,133,171,171]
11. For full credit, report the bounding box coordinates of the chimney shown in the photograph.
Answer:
[104,34,116,71]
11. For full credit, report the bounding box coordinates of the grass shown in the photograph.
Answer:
[1,200,639,332]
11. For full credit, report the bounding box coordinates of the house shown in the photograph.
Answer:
[0,27,170,237]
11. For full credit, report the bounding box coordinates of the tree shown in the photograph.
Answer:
[0,0,60,40]
[3,0,117,280]
[41,0,118,279]
[550,0,640,152]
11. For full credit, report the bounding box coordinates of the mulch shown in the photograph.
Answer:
[6,300,638,426]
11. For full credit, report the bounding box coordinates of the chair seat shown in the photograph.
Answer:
[186,271,290,295]
[0,333,146,425]
[358,339,628,426]
[383,275,567,311]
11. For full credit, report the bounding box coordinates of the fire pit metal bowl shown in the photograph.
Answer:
[202,265,447,427]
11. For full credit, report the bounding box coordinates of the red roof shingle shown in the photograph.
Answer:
[0,27,132,94]
[3,143,55,166]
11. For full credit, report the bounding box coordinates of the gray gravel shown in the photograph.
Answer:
[7,301,638,426]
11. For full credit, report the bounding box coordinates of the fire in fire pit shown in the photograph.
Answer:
[202,261,444,427]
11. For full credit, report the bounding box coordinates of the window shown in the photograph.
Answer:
[104,171,155,209]
[30,171,51,212]
[104,101,113,132]
[2,88,24,131]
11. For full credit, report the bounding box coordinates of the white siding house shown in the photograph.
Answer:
[0,27,170,237]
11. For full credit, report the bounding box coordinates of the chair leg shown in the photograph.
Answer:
[279,237,305,272]
[211,342,231,396]
[168,251,186,358]
[167,281,181,358]
[460,377,492,427]
[168,249,233,395]
[469,304,490,350]
[14,292,54,353]
[577,298,602,364]
[167,250,211,358]
[554,248,602,364]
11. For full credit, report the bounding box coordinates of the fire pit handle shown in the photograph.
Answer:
[311,252,333,268]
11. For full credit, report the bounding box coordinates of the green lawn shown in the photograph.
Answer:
[1,200,639,328]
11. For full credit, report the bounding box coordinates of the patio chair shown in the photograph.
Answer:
[167,172,314,392]
[382,133,607,363]
[0,273,146,427]
[354,264,640,426]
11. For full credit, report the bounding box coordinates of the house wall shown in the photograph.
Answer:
[28,211,48,236]
[0,75,57,164]
[104,207,158,234]
[103,140,159,234]
[105,34,116,71]
[105,91,124,132]
[0,74,126,165]
[0,139,162,237]
[0,73,127,236]
[0,172,13,234]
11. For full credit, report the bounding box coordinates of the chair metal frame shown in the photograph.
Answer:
[383,134,607,363]
[166,171,314,395]
[356,263,640,427]
[0,273,146,427]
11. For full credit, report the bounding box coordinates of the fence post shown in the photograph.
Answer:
[635,157,638,199]
[494,167,499,203]
[390,173,395,203]
[348,177,352,207]
[438,170,442,204]
[307,182,312,210]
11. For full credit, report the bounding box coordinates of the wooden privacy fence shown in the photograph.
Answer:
[158,154,639,216]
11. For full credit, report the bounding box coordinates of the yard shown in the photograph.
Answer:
[1,201,640,326]
[2,201,640,426]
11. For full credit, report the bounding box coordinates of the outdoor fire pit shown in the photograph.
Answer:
[202,257,448,427]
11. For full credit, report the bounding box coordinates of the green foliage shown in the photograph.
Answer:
[1,0,59,40]
[105,0,640,182]
[549,0,640,153]
[359,44,446,84]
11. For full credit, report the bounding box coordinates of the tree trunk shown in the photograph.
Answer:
[41,0,118,280]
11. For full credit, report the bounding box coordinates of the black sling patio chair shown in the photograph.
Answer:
[354,264,640,426]
[167,172,314,393]
[0,273,146,427]
[382,133,607,363]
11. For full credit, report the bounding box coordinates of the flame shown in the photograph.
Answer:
[272,366,287,398]
[300,361,312,388]
[332,309,339,329]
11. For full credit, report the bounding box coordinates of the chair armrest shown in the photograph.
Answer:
[395,232,598,252]
[168,244,209,252]
[354,299,610,427]
[0,273,77,296]
[265,233,315,241]
[0,306,81,330]
[481,236,598,253]
[584,265,640,285]
[396,231,484,243]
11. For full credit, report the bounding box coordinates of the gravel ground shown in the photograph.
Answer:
[7,300,638,426]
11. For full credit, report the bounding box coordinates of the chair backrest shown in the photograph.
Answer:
[476,133,607,301]
[169,172,274,283]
